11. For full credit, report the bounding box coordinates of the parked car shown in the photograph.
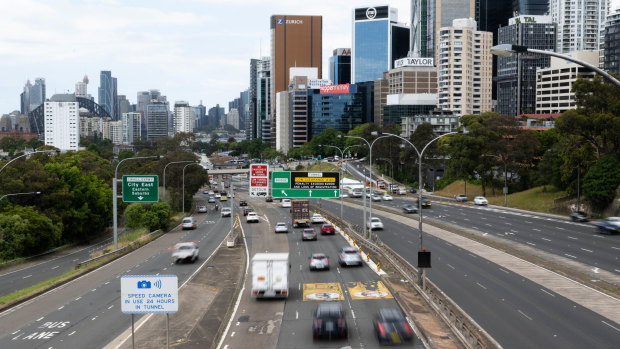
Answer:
[596,217,620,234]
[221,207,232,217]
[338,246,362,267]
[473,196,488,206]
[367,217,384,230]
[274,222,289,233]
[302,228,317,241]
[246,212,260,223]
[312,302,347,340]
[455,194,468,202]
[243,207,254,216]
[373,307,414,345]
[171,242,199,264]
[198,205,207,213]
[382,194,393,201]
[281,198,292,208]
[569,211,589,222]
[402,204,418,214]
[309,253,329,271]
[181,217,196,230]
[416,197,431,208]
[321,223,335,235]
[239,200,247,206]
[310,213,325,224]
[265,196,274,202]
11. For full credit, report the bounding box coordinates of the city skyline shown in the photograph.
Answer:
[0,0,413,113]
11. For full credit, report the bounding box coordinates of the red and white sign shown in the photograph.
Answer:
[320,84,350,94]
[250,163,269,197]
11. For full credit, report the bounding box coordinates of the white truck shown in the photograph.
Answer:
[251,253,289,298]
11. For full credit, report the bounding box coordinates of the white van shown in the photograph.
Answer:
[349,188,364,198]
[251,253,289,298]
[281,198,292,208]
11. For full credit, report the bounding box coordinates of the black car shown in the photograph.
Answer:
[569,211,589,222]
[402,204,418,214]
[409,187,417,193]
[239,200,247,206]
[265,196,274,202]
[373,308,414,344]
[313,302,348,340]
[416,197,431,208]
[243,207,254,216]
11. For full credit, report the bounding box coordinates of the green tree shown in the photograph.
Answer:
[124,203,145,229]
[0,206,60,259]
[582,155,620,211]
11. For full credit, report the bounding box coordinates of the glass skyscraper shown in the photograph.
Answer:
[310,85,372,136]
[329,48,351,85]
[352,6,410,83]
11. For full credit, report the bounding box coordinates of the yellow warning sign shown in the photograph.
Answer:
[346,281,393,300]
[295,177,336,183]
[303,283,344,301]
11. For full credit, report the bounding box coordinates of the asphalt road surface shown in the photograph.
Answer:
[0,196,229,349]
[316,198,620,349]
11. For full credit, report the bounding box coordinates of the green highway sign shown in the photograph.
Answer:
[271,171,339,198]
[122,175,159,203]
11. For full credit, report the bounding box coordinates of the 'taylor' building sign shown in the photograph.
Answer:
[394,57,435,68]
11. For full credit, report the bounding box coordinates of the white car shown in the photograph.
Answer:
[246,212,259,223]
[208,190,215,195]
[274,222,288,233]
[181,217,196,230]
[367,217,384,230]
[281,198,292,208]
[172,242,199,264]
[214,193,221,198]
[398,187,407,195]
[382,194,393,201]
[221,207,232,217]
[473,196,488,206]
[198,205,207,213]
[310,213,325,224]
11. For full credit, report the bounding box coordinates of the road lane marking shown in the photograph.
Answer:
[533,228,541,232]
[104,281,110,285]
[568,236,578,240]
[36,317,44,321]
[108,305,114,310]
[602,321,620,333]
[296,311,298,319]
[68,331,76,336]
[541,289,555,297]
[51,266,59,269]
[92,316,97,320]
[485,223,492,226]
[468,253,477,259]
[499,268,509,274]
[11,330,20,335]
[23,275,32,279]
[525,221,532,224]
[611,246,620,250]
[526,242,536,246]
[581,248,593,253]
[518,310,532,320]
[476,283,487,290]
[542,238,551,242]
[230,331,235,337]
[75,297,81,301]
[447,264,455,270]
[565,254,577,259]
[58,306,64,310]
[91,289,96,292]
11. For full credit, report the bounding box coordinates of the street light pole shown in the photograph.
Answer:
[491,44,620,89]
[182,163,201,214]
[113,155,160,250]
[342,135,372,237]
[163,161,195,201]
[368,134,392,238]
[0,150,59,175]
[0,191,41,201]
[320,144,365,220]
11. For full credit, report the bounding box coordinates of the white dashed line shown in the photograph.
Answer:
[565,254,577,259]
[58,306,64,310]
[230,331,235,337]
[581,248,593,253]
[567,236,578,240]
[541,289,555,297]
[68,331,76,336]
[51,266,59,269]
[542,238,551,242]
[11,330,20,335]
[499,268,509,274]
[518,310,532,320]
[36,317,44,321]
[23,275,32,279]
[533,228,541,232]
[447,264,455,270]
[611,247,620,251]
[92,316,97,320]
[92,289,96,292]
[601,321,620,333]
[108,305,114,310]
[526,242,536,246]
[476,282,487,290]
[75,297,81,301]
[296,311,299,319]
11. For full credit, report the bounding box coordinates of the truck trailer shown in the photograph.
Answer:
[251,253,289,298]
[291,199,310,227]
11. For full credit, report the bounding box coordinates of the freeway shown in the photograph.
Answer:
[343,161,620,282]
[316,198,620,348]
[0,195,229,349]
[0,246,92,298]
[218,192,423,348]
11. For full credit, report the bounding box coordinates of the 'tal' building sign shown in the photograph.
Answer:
[320,84,357,94]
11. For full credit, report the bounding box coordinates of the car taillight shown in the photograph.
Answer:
[377,322,387,336]
[341,254,345,258]
[311,259,315,263]
[252,290,258,295]
[282,290,287,295]
[314,319,322,327]
[404,322,413,335]
[325,259,328,263]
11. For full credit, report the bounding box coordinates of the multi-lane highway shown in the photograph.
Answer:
[316,197,620,348]
[219,190,423,348]
[0,196,229,349]
[344,161,620,282]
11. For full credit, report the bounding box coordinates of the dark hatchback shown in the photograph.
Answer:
[569,211,589,222]
[302,228,317,241]
[313,302,348,340]
[239,200,247,206]
[373,307,414,344]
[243,207,254,216]
[416,197,431,208]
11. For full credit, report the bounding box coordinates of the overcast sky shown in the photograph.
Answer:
[1,0,619,114]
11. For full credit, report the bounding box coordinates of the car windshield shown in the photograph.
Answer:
[276,223,286,226]
[304,229,314,233]
[182,219,192,223]
[317,306,341,318]
[312,254,325,259]
[343,249,358,254]
[371,218,380,222]
[323,224,332,228]
[178,245,193,250]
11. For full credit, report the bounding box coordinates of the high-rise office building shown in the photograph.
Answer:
[193,102,206,128]
[44,94,79,151]
[21,78,46,114]
[98,71,118,119]
[604,9,620,75]
[121,112,142,145]
[20,80,31,115]
[174,101,194,134]
[226,108,240,130]
[329,48,352,85]
[146,102,169,141]
[497,15,556,116]
[117,95,132,116]
[438,18,493,116]
[550,0,608,53]
[513,0,549,15]
[207,105,225,127]
[427,0,476,60]
[248,59,259,140]
[75,75,89,98]
[106,120,122,144]
[256,57,271,141]
[352,6,410,83]
[239,90,249,132]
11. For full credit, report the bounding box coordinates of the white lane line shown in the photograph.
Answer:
[485,223,492,226]
[541,289,555,297]
[11,330,20,335]
[525,221,532,224]
[556,227,565,230]
[68,331,76,336]
[36,317,44,321]
[567,236,578,240]
[615,269,620,273]
[108,305,114,310]
[23,275,32,279]
[476,282,487,290]
[505,222,512,225]
[91,289,96,292]
[611,246,620,250]
[602,321,620,333]
[296,311,299,319]
[104,281,110,285]
[92,316,98,320]
[581,248,593,253]
[58,306,64,310]
[499,268,509,274]
[468,253,477,259]
[224,345,229,349]
[299,265,302,271]
[565,254,577,259]
[230,331,235,337]
[299,283,301,291]
[518,310,533,320]
[526,242,536,246]
[51,265,59,269]
[541,238,552,242]
[75,297,81,301]
[533,228,541,232]
[447,264,455,270]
